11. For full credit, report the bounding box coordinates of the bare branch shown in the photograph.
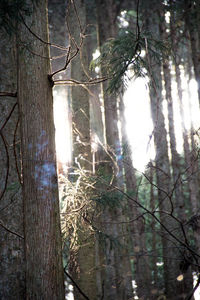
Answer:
[64,267,90,300]
[0,221,24,239]
[54,77,107,86]
[19,12,68,51]
[0,92,17,97]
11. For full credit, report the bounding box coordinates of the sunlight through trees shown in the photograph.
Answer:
[0,0,200,299]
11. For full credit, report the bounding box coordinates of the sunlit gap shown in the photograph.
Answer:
[124,69,200,173]
[53,86,74,300]
[124,77,155,172]
[53,87,72,174]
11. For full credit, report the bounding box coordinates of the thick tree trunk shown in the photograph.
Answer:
[17,1,65,298]
[0,31,25,299]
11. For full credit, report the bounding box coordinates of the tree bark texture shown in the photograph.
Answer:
[96,1,133,299]
[17,1,65,298]
[68,1,98,299]
[144,2,185,298]
[160,8,194,296]
[0,29,25,300]
[184,0,200,104]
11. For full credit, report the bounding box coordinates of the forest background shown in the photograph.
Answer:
[0,0,200,300]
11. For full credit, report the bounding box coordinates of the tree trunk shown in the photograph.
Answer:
[184,0,200,104]
[96,1,133,299]
[0,29,25,299]
[119,96,152,299]
[68,1,98,299]
[17,1,65,298]
[144,2,183,298]
[149,165,158,288]
[160,8,194,296]
[172,9,200,263]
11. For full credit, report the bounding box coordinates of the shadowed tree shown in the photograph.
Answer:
[17,0,65,298]
[184,0,200,104]
[143,1,185,298]
[96,1,133,299]
[159,3,194,296]
[0,25,25,300]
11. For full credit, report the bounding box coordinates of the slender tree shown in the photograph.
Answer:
[159,4,194,296]
[96,1,133,299]
[119,95,152,299]
[143,1,183,298]
[67,1,98,298]
[184,0,200,104]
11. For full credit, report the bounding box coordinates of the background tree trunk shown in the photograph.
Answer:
[96,1,133,299]
[119,95,152,299]
[184,0,200,103]
[68,1,98,299]
[160,7,194,296]
[144,2,183,298]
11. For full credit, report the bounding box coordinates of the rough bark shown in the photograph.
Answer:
[144,2,184,298]
[184,0,200,104]
[0,30,25,299]
[96,1,133,299]
[171,11,200,263]
[171,6,199,218]
[160,8,194,297]
[17,1,65,298]
[68,1,98,299]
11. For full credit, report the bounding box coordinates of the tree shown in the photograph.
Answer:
[119,95,152,299]
[0,28,25,299]
[184,0,200,104]
[67,1,98,299]
[159,3,194,296]
[141,1,187,298]
[96,1,133,299]
[2,1,200,299]
[17,0,65,298]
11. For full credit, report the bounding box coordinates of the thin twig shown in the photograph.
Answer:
[0,221,24,239]
[0,92,17,97]
[19,12,68,50]
[64,267,90,300]
[186,274,200,300]
[0,102,17,131]
[0,132,9,201]
[50,46,71,78]
[96,177,200,260]
[54,77,107,86]
[13,117,22,185]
